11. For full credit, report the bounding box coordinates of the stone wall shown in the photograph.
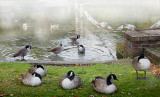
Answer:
[123,29,160,58]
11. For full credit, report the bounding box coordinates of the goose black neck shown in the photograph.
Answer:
[107,75,112,85]
[70,74,75,80]
[36,65,44,70]
[68,74,75,80]
[32,72,42,80]
[138,54,144,61]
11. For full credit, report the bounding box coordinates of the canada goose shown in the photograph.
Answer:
[49,44,63,54]
[70,35,80,42]
[21,72,42,86]
[77,45,85,53]
[92,74,119,94]
[28,65,47,77]
[132,53,151,79]
[59,70,82,89]
[13,45,31,60]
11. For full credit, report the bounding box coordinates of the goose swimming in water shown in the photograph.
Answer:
[70,35,80,42]
[77,45,85,53]
[49,44,63,55]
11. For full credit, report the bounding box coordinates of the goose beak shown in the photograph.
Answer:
[116,78,119,81]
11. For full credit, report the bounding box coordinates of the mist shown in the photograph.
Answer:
[0,0,160,33]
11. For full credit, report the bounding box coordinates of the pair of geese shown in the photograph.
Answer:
[13,35,85,60]
[21,53,151,94]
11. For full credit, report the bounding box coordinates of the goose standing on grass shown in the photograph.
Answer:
[21,72,42,86]
[132,53,151,80]
[70,35,80,42]
[77,45,85,53]
[150,20,160,28]
[59,70,82,89]
[13,45,31,60]
[49,44,63,55]
[28,65,47,77]
[92,74,119,94]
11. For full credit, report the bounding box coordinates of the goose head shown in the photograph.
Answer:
[77,35,80,39]
[25,45,31,49]
[138,53,144,61]
[32,72,42,80]
[107,74,119,85]
[77,45,84,48]
[36,65,44,70]
[67,71,75,80]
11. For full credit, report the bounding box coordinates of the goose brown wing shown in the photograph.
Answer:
[73,76,82,88]
[132,56,139,69]
[21,73,32,79]
[13,48,25,57]
[21,73,32,86]
[93,78,106,88]
[49,47,60,52]
[70,37,77,42]
[28,67,36,74]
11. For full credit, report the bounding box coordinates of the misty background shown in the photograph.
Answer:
[0,0,160,32]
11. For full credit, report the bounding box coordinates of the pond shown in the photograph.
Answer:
[0,21,122,62]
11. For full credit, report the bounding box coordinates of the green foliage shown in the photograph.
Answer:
[0,62,160,97]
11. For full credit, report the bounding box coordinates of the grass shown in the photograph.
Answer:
[0,62,160,97]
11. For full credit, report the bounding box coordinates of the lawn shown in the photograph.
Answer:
[0,61,160,97]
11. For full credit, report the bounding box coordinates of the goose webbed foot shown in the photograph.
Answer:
[136,77,142,80]
[142,77,149,80]
[21,59,27,61]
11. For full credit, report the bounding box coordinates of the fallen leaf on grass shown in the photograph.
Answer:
[121,92,125,94]
[98,74,102,75]
[89,95,94,97]
[7,82,13,84]
[54,76,59,79]
[20,92,24,94]
[78,87,82,90]
[16,75,19,78]
[71,93,73,95]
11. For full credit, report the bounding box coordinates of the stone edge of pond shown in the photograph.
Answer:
[0,60,107,67]
[0,58,133,66]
